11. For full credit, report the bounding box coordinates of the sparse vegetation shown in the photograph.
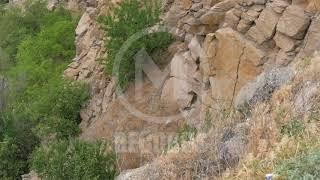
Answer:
[202,110,213,132]
[167,124,197,150]
[100,0,173,89]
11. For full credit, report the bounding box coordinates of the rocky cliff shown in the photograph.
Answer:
[62,0,320,178]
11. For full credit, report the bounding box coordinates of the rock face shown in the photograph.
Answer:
[206,28,265,108]
[64,0,320,178]
[277,5,311,39]
[247,6,279,44]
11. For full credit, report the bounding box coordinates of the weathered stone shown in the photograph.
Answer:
[237,20,251,33]
[277,5,311,39]
[253,0,266,5]
[188,36,203,60]
[200,33,217,78]
[274,32,296,52]
[171,52,198,80]
[296,14,320,60]
[211,0,236,12]
[76,13,91,37]
[161,77,194,109]
[224,10,240,29]
[235,67,294,109]
[191,3,203,11]
[199,11,225,26]
[250,4,264,12]
[241,11,256,24]
[269,0,290,14]
[247,7,280,44]
[276,50,295,66]
[207,28,265,106]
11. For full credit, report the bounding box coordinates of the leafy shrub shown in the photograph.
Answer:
[280,118,305,137]
[0,2,88,178]
[275,150,320,179]
[0,1,74,63]
[0,111,39,178]
[100,0,173,89]
[0,0,8,5]
[31,140,117,180]
[32,81,88,139]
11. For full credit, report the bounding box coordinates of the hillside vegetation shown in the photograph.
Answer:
[0,1,115,179]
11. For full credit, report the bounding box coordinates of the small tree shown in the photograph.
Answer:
[100,0,173,89]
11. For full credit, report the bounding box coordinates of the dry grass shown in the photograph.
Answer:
[222,53,320,179]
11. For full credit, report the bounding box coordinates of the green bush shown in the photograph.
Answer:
[31,140,117,180]
[0,1,74,63]
[0,0,8,4]
[32,80,88,139]
[0,2,88,178]
[100,0,173,89]
[275,150,320,179]
[0,111,39,178]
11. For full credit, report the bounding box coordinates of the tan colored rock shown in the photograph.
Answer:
[180,0,192,10]
[199,0,237,26]
[170,52,198,80]
[269,0,290,14]
[297,14,320,60]
[277,5,311,39]
[76,12,91,37]
[207,28,265,106]
[161,77,194,109]
[274,32,296,52]
[188,36,203,60]
[276,50,295,66]
[237,20,251,33]
[199,11,225,27]
[200,33,217,78]
[247,7,280,44]
[224,10,240,29]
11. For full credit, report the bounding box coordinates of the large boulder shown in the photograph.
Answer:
[296,14,320,60]
[274,32,296,52]
[199,0,237,28]
[205,28,265,107]
[277,5,311,40]
[247,6,280,44]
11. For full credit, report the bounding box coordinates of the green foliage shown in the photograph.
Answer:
[100,0,173,89]
[280,118,305,137]
[0,2,89,178]
[0,111,39,178]
[32,81,88,139]
[167,124,197,150]
[0,0,8,4]
[31,139,117,180]
[275,150,320,179]
[0,0,74,63]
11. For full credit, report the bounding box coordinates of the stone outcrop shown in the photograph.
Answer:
[277,5,311,39]
[62,0,320,178]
